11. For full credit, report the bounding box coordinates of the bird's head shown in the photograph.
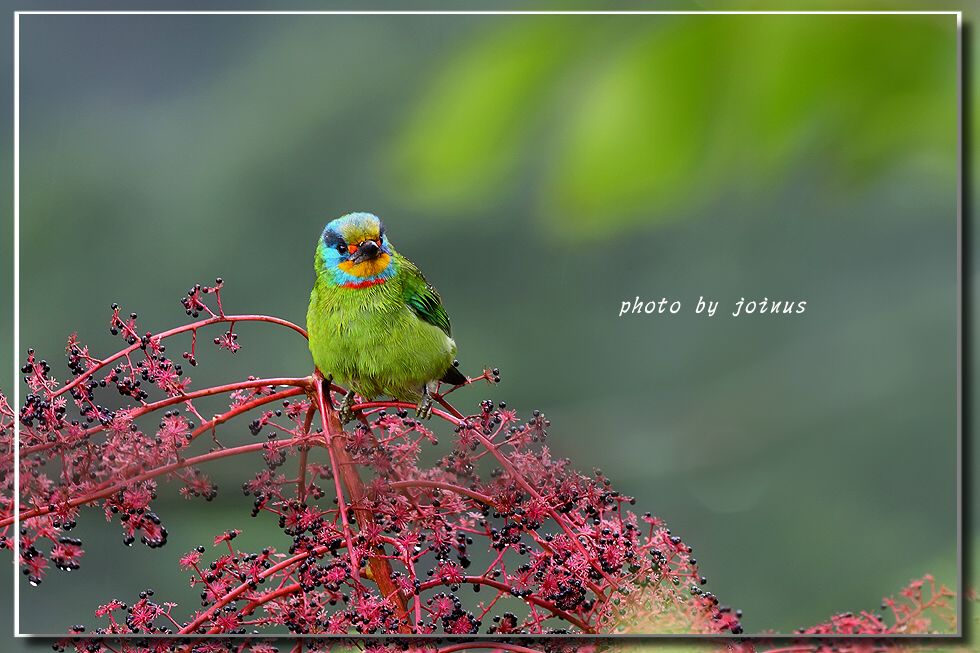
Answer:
[317,212,397,288]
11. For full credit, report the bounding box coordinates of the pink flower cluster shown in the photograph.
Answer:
[0,280,957,653]
[2,280,739,637]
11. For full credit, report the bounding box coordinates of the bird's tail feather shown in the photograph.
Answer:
[440,364,467,386]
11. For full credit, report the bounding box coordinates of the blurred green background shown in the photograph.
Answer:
[0,2,968,643]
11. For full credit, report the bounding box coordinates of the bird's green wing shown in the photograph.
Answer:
[400,256,452,337]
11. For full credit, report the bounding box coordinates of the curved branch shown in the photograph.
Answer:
[231,570,594,635]
[237,582,302,622]
[347,398,611,595]
[296,406,316,502]
[54,314,308,400]
[13,383,300,522]
[437,644,547,653]
[387,479,494,507]
[351,400,463,427]
[417,575,594,633]
[315,380,411,630]
[9,433,306,527]
[469,427,616,592]
[22,377,312,456]
[182,386,307,446]
[181,544,332,635]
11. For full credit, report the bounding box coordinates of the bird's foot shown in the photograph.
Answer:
[416,393,434,420]
[338,389,357,424]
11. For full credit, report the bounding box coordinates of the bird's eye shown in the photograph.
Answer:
[335,243,346,255]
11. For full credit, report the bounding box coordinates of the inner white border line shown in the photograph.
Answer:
[12,8,19,640]
[12,9,963,640]
[10,10,965,14]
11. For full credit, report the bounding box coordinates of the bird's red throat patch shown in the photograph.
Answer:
[340,277,389,289]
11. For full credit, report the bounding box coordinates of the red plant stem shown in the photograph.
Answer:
[229,569,593,634]
[7,436,305,527]
[53,314,308,400]
[351,400,460,425]
[296,445,309,501]
[469,428,615,593]
[436,644,547,653]
[140,376,311,415]
[314,388,359,578]
[296,406,316,503]
[22,377,312,456]
[351,399,611,593]
[182,386,306,445]
[890,583,955,632]
[387,479,495,507]
[14,395,421,530]
[416,575,593,632]
[434,393,464,419]
[17,340,615,636]
[19,387,306,517]
[314,379,411,630]
[236,582,304,622]
[181,544,331,635]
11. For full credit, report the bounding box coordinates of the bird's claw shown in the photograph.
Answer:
[338,390,357,424]
[416,394,434,420]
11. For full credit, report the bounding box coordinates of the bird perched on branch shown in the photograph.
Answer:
[307,212,466,420]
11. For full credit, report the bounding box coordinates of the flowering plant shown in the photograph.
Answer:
[3,280,742,637]
[1,281,957,650]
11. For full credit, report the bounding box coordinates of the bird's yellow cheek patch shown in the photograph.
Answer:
[338,253,392,278]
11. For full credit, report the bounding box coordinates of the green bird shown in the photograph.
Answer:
[307,212,466,420]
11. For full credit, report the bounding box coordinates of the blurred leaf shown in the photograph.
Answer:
[543,18,729,234]
[391,14,957,238]
[388,17,585,209]
[727,15,956,188]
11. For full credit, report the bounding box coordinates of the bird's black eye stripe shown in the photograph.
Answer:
[323,231,347,255]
